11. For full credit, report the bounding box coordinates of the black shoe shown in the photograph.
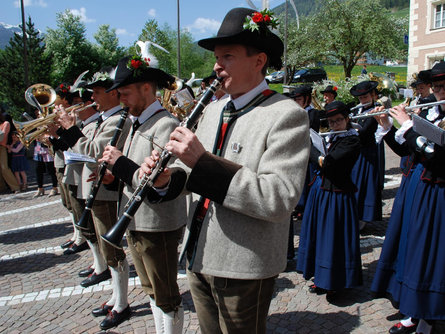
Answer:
[308,284,326,294]
[80,269,111,288]
[78,267,94,277]
[326,290,337,303]
[92,303,113,317]
[389,322,417,334]
[63,242,88,255]
[99,305,131,330]
[60,240,74,249]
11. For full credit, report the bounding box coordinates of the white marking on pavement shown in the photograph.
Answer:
[0,216,71,236]
[384,174,402,188]
[0,200,61,217]
[0,273,188,306]
[0,246,64,261]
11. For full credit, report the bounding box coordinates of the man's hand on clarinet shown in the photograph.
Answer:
[140,150,171,188]
[165,127,206,168]
[98,145,123,167]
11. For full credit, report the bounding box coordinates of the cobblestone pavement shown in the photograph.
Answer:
[0,151,444,334]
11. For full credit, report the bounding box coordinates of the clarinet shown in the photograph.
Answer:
[75,107,129,233]
[101,77,223,249]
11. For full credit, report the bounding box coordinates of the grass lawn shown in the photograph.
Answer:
[270,64,408,94]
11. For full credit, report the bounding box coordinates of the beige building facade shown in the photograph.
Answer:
[408,0,445,81]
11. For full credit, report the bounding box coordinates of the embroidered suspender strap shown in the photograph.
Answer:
[184,90,277,267]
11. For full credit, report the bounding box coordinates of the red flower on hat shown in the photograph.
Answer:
[333,86,338,91]
[131,59,142,69]
[252,12,263,23]
[127,55,151,77]
[244,9,278,32]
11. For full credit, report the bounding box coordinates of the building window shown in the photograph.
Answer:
[435,3,445,28]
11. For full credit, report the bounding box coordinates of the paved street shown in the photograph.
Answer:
[0,148,443,334]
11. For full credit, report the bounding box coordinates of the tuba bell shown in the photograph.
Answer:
[25,83,56,117]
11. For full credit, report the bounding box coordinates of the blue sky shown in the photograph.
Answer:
[1,0,283,48]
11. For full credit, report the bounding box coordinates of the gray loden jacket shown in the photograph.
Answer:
[173,93,310,280]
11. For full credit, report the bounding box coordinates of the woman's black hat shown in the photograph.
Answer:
[198,8,284,70]
[431,62,445,82]
[324,100,350,118]
[107,56,175,92]
[289,85,312,98]
[350,81,378,96]
[321,85,338,97]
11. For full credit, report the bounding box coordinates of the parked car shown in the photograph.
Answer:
[292,68,327,83]
[265,70,285,83]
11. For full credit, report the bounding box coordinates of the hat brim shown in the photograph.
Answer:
[85,80,113,90]
[350,81,379,96]
[198,30,283,69]
[106,68,174,92]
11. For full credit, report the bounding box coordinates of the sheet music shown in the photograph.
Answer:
[63,151,96,164]
[412,114,445,146]
[310,128,326,156]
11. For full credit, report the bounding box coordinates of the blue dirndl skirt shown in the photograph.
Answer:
[371,163,416,296]
[383,164,445,319]
[297,176,363,290]
[351,142,384,222]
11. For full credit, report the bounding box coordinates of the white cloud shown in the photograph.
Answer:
[186,17,220,35]
[116,28,135,37]
[147,9,156,18]
[13,0,47,8]
[68,7,95,23]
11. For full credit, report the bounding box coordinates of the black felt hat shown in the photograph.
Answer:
[86,66,115,89]
[410,70,432,87]
[198,7,284,70]
[203,71,217,85]
[321,85,338,97]
[289,85,312,98]
[324,100,350,118]
[431,62,445,82]
[350,81,379,96]
[106,56,175,92]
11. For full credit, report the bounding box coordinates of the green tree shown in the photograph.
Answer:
[44,10,99,85]
[0,17,51,118]
[308,0,406,78]
[280,16,324,83]
[135,20,215,80]
[94,24,126,68]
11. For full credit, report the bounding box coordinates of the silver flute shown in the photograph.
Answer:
[350,100,445,120]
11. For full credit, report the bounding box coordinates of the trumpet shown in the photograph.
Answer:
[350,100,445,120]
[14,102,97,148]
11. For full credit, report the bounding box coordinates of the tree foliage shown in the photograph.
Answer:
[0,17,51,118]
[134,20,215,80]
[44,10,100,85]
[308,0,407,78]
[93,24,126,68]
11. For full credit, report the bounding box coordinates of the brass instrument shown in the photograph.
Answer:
[311,89,324,110]
[16,89,95,148]
[162,78,195,121]
[25,83,57,117]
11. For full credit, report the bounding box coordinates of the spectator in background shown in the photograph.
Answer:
[8,131,29,191]
[33,137,58,197]
[0,112,20,193]
[361,65,368,75]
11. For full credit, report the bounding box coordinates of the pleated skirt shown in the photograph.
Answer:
[297,176,363,290]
